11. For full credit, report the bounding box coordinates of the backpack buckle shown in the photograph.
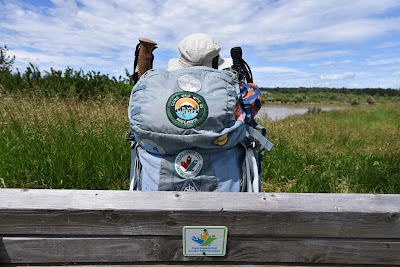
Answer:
[126,132,136,148]
[245,137,257,149]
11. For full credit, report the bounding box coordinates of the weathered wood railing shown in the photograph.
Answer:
[0,189,399,266]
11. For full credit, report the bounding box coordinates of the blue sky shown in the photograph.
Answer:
[1,0,400,88]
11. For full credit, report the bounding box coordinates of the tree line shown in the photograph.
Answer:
[1,45,133,100]
[1,45,399,101]
[261,87,400,97]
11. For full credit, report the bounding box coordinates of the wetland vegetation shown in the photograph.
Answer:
[1,63,399,192]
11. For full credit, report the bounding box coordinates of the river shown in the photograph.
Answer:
[258,104,347,121]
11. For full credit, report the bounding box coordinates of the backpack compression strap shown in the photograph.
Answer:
[245,122,274,171]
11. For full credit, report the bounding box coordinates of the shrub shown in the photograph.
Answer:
[307,107,322,114]
[367,96,375,105]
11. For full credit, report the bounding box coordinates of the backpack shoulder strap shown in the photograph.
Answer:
[129,141,142,191]
[240,121,274,193]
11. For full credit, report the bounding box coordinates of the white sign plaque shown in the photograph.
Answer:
[182,226,228,256]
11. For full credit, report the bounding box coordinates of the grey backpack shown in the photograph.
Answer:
[127,66,273,192]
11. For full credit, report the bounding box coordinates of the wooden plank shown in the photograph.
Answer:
[0,266,327,267]
[1,262,336,267]
[1,189,399,213]
[1,209,399,239]
[0,266,354,267]
[0,189,399,238]
[1,237,400,265]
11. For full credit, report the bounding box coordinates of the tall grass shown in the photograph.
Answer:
[1,94,399,193]
[259,103,400,193]
[0,96,130,189]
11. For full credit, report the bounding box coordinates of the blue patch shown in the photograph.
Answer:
[210,148,240,192]
[180,179,199,191]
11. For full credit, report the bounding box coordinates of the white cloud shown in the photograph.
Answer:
[375,41,400,49]
[322,61,333,66]
[252,67,301,73]
[309,60,354,68]
[370,53,399,58]
[365,58,400,66]
[1,0,400,88]
[341,60,353,64]
[320,72,356,80]
[305,18,400,44]
[256,47,354,62]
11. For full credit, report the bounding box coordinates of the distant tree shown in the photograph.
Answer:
[0,45,15,71]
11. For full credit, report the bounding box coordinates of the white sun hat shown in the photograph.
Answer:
[168,33,233,71]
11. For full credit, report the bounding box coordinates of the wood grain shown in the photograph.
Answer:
[1,189,399,238]
[1,189,399,213]
[1,237,399,265]
[1,189,399,265]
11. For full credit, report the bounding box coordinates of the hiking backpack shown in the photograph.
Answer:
[127,66,273,192]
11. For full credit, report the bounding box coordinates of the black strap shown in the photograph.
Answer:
[212,55,219,69]
[132,43,140,83]
[243,59,253,83]
[132,42,155,83]
[150,53,154,69]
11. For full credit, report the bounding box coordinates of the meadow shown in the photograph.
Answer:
[259,103,400,193]
[1,93,399,193]
[0,95,130,189]
[1,62,399,192]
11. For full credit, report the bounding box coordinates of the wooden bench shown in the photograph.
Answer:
[1,189,399,266]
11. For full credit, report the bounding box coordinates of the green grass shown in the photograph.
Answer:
[0,96,130,189]
[259,103,400,193]
[1,95,399,193]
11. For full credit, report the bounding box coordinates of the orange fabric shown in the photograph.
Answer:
[243,89,254,98]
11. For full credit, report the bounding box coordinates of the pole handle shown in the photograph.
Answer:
[137,38,157,79]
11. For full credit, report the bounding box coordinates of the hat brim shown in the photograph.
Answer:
[168,57,233,71]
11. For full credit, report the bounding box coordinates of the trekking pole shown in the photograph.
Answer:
[132,38,158,83]
[230,47,253,85]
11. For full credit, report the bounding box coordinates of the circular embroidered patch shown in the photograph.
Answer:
[174,150,204,179]
[177,75,202,92]
[141,139,166,155]
[166,92,208,128]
